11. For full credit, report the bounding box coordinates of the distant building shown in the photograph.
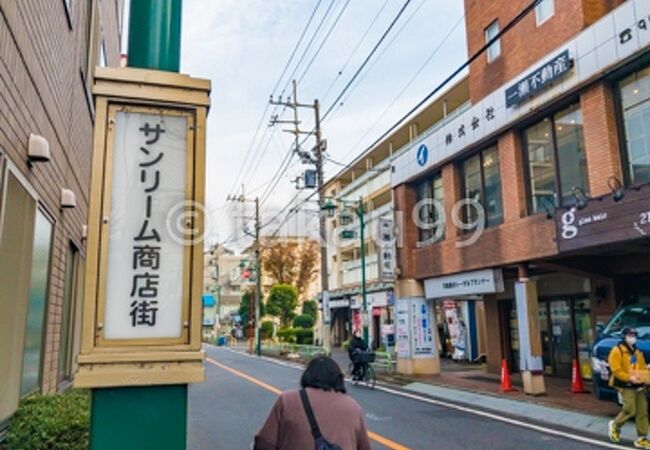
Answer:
[323,78,470,350]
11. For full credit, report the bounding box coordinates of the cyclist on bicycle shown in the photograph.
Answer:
[348,329,368,381]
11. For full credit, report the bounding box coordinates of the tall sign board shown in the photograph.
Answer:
[75,67,210,387]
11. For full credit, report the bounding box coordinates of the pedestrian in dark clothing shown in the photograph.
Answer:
[348,329,368,381]
[254,356,372,450]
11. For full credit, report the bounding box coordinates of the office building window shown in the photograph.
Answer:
[0,169,37,422]
[485,20,501,63]
[59,244,80,383]
[415,173,444,244]
[535,0,555,26]
[461,146,503,229]
[21,209,53,397]
[619,67,650,186]
[524,103,589,214]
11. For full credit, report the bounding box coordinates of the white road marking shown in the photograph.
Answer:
[204,345,625,449]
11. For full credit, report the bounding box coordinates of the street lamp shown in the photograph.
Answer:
[321,197,369,344]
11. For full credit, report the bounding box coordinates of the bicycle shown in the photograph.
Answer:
[347,351,376,390]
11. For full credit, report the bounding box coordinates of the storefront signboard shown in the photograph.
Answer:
[367,291,389,308]
[392,0,650,187]
[556,185,650,252]
[505,50,572,108]
[322,291,331,325]
[410,298,436,358]
[328,298,349,309]
[377,218,395,280]
[424,269,504,299]
[395,299,411,358]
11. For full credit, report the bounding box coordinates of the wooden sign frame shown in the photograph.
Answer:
[75,67,210,388]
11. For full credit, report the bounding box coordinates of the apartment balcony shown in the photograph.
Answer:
[341,254,379,286]
[339,166,391,201]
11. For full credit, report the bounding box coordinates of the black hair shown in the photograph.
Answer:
[300,356,346,394]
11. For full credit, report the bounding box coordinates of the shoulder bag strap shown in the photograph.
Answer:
[299,389,322,440]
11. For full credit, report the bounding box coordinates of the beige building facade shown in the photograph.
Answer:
[0,0,122,427]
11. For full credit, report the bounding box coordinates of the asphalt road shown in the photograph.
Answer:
[189,346,608,450]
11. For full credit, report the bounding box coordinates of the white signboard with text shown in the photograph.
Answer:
[104,111,187,340]
[410,298,436,358]
[424,268,504,299]
[395,299,411,358]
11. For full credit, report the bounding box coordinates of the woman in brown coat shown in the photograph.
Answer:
[254,356,372,450]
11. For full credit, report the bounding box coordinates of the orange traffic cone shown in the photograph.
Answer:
[570,358,589,393]
[500,359,516,392]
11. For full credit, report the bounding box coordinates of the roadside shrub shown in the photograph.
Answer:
[261,320,274,340]
[277,327,296,343]
[4,389,89,450]
[295,328,314,345]
[292,314,315,329]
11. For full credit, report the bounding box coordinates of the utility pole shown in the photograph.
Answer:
[227,193,261,356]
[269,80,330,352]
[254,197,262,357]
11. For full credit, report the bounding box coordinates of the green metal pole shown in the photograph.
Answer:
[358,198,369,344]
[90,2,186,450]
[127,0,182,72]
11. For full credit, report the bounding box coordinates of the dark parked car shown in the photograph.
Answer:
[591,304,650,401]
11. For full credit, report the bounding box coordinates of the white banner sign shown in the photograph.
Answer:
[322,291,331,325]
[424,268,504,299]
[395,299,411,358]
[410,298,436,358]
[104,111,187,340]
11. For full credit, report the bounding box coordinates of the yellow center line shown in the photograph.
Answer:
[205,357,412,450]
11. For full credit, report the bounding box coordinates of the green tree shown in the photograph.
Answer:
[302,300,318,321]
[293,314,315,329]
[266,284,299,328]
[238,289,264,326]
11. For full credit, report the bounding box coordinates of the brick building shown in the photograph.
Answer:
[391,0,649,394]
[0,0,122,428]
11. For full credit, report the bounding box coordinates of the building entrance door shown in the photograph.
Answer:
[547,299,573,378]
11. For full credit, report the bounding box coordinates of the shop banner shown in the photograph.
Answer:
[395,299,411,358]
[410,298,436,359]
[424,269,504,299]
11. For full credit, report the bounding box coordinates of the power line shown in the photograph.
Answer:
[329,0,428,117]
[320,0,390,105]
[225,0,324,199]
[339,6,466,162]
[297,0,351,85]
[264,0,543,236]
[321,0,412,121]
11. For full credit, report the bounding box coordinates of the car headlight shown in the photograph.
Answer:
[591,356,609,373]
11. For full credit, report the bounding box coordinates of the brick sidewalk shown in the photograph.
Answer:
[330,349,619,418]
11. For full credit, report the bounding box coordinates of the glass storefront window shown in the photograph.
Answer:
[619,67,650,185]
[460,146,503,229]
[524,103,589,214]
[20,210,53,397]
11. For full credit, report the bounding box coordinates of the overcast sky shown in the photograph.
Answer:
[180,0,468,250]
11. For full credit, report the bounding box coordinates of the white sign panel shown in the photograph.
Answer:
[410,298,436,358]
[424,269,504,299]
[377,218,395,280]
[392,0,650,187]
[104,111,187,340]
[395,299,411,358]
[322,291,331,325]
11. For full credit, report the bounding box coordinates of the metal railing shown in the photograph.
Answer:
[260,342,330,360]
[372,351,395,375]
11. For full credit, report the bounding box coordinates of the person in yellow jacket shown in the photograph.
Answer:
[608,327,650,449]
